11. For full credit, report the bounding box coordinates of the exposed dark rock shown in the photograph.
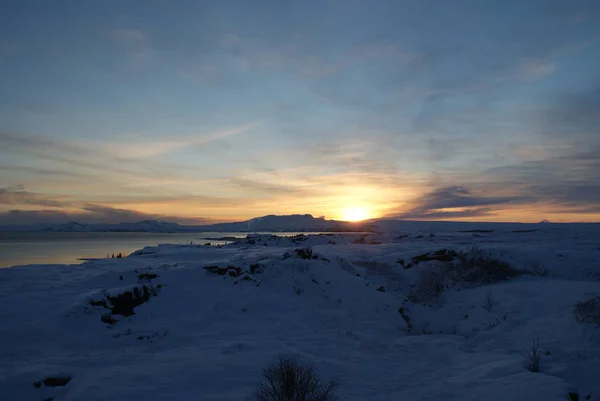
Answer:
[404,249,458,269]
[106,285,158,317]
[42,376,72,387]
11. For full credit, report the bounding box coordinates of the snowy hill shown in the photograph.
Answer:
[195,214,373,232]
[0,214,373,233]
[1,227,599,400]
[40,220,183,232]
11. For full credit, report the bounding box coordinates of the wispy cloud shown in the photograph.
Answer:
[0,186,70,208]
[393,185,527,220]
[0,164,80,176]
[0,206,213,225]
[99,122,260,159]
[519,60,556,78]
[229,177,304,195]
[108,28,153,66]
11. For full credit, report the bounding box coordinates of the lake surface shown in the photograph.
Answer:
[0,231,325,268]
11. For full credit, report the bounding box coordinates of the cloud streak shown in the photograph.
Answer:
[0,186,70,208]
[0,206,212,225]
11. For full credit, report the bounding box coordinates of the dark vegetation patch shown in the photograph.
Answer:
[574,296,600,325]
[101,314,117,324]
[353,235,381,245]
[376,286,386,292]
[251,356,339,401]
[138,272,158,281]
[291,234,308,242]
[512,229,539,233]
[203,265,242,277]
[249,263,264,274]
[89,299,108,308]
[526,337,541,373]
[295,247,314,259]
[451,250,524,285]
[398,307,411,330]
[407,247,529,305]
[408,270,446,305]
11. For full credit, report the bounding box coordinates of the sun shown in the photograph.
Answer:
[341,206,371,222]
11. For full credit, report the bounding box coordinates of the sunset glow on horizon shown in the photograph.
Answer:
[0,1,599,225]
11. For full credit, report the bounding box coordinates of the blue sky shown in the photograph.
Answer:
[1,0,599,224]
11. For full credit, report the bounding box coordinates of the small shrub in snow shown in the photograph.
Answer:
[408,269,446,305]
[451,249,523,285]
[250,264,264,274]
[203,265,242,277]
[398,306,411,330]
[482,292,494,312]
[574,296,600,325]
[138,272,158,281]
[101,314,117,325]
[295,247,314,260]
[251,356,339,401]
[526,337,541,373]
[293,284,304,295]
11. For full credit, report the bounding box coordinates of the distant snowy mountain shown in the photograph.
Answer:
[0,215,374,233]
[195,214,372,232]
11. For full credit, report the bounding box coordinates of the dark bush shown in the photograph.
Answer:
[138,273,158,281]
[574,296,600,325]
[295,248,313,260]
[408,269,446,304]
[203,265,242,277]
[526,337,541,373]
[451,249,523,285]
[251,356,339,401]
[250,264,264,274]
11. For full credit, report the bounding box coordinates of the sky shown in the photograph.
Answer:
[1,0,599,224]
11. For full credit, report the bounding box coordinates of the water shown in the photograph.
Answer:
[0,231,325,268]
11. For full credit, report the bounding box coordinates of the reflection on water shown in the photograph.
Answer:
[0,231,327,268]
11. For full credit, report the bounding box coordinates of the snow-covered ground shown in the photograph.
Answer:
[1,225,599,400]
